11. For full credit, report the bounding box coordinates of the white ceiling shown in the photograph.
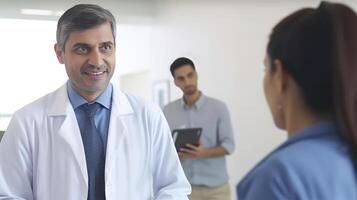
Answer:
[0,0,156,23]
[1,0,356,23]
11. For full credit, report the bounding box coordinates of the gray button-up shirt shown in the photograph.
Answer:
[163,93,235,187]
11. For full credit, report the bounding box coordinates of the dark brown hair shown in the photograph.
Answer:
[170,57,196,77]
[267,1,357,165]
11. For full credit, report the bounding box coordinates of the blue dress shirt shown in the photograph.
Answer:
[163,94,235,187]
[67,82,112,151]
[237,121,357,200]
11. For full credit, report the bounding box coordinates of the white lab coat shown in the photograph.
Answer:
[0,84,190,200]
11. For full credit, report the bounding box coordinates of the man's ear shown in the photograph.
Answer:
[54,44,65,64]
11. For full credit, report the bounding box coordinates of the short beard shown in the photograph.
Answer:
[184,89,196,96]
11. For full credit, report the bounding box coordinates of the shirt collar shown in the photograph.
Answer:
[283,120,338,148]
[67,81,113,110]
[180,92,206,110]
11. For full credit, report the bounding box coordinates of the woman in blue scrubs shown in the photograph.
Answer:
[237,2,357,199]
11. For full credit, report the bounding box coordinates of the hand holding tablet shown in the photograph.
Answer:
[172,128,202,152]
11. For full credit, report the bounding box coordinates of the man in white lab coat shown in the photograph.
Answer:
[0,4,190,200]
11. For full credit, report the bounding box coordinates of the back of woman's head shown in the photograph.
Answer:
[267,3,335,114]
[267,1,357,161]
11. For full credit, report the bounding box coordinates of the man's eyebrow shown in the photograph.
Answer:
[176,75,184,79]
[72,43,90,49]
[100,41,114,46]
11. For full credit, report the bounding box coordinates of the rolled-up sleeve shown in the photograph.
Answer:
[217,103,235,154]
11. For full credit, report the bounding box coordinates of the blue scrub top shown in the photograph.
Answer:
[237,121,357,200]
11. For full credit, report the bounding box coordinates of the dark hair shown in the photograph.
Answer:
[267,1,357,166]
[56,4,116,50]
[170,57,196,77]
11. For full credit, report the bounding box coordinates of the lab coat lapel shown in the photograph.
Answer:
[48,84,88,186]
[105,87,133,180]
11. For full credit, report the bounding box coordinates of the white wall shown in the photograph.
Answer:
[116,24,153,76]
[119,70,152,100]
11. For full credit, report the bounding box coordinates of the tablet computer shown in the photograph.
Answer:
[172,128,202,152]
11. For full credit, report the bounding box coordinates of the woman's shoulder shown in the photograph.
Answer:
[274,131,350,170]
[238,134,356,199]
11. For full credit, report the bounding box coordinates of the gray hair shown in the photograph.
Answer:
[56,4,116,50]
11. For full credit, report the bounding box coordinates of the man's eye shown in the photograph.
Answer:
[101,44,113,52]
[75,47,88,54]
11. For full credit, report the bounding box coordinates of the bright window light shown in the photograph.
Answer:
[0,19,67,130]
[21,9,54,16]
[54,11,64,16]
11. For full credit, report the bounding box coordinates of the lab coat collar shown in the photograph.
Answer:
[46,83,133,188]
[47,84,73,116]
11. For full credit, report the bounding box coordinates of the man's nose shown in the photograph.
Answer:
[88,50,104,67]
[183,78,191,85]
